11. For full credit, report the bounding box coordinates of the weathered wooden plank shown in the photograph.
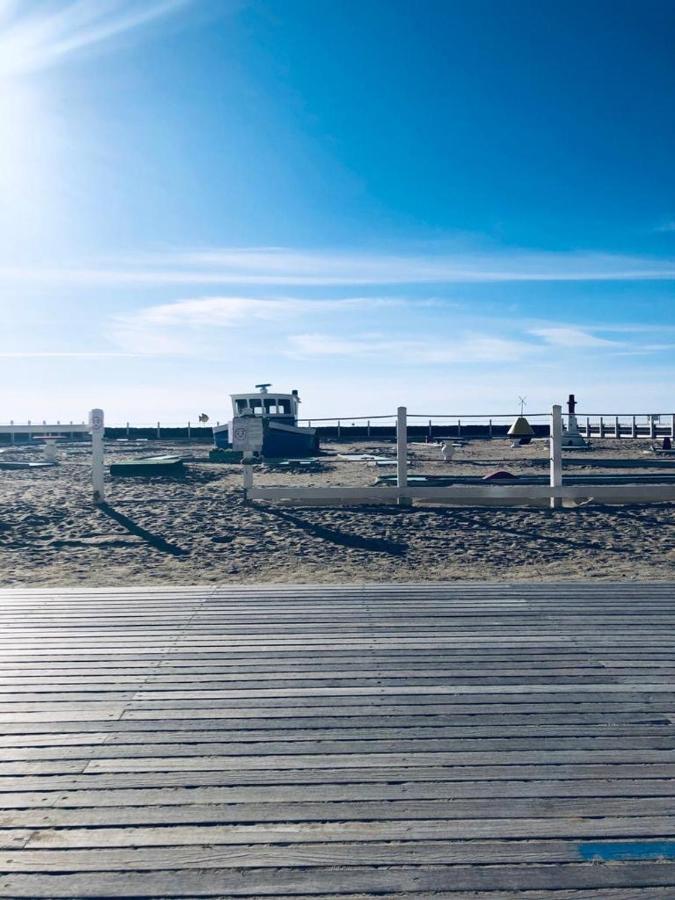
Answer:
[3,734,675,762]
[8,814,675,841]
[3,797,675,827]
[1,710,669,735]
[2,837,675,870]
[3,777,675,809]
[2,722,673,750]
[2,665,675,688]
[1,862,675,897]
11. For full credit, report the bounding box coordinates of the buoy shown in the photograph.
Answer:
[507,415,535,438]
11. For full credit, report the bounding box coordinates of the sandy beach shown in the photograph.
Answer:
[1,436,674,586]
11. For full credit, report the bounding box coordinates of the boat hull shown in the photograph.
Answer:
[212,421,318,457]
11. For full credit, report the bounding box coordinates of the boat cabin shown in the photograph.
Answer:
[230,385,300,426]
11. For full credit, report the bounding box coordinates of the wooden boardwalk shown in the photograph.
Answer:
[0,582,674,898]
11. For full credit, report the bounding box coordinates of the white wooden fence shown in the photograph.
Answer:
[246,405,675,508]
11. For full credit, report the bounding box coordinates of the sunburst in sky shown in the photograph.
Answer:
[1,0,674,422]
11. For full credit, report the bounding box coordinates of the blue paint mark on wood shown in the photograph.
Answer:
[579,841,675,861]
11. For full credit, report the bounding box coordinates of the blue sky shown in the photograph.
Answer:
[1,0,674,422]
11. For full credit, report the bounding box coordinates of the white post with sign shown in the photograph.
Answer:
[232,416,264,500]
[89,408,105,504]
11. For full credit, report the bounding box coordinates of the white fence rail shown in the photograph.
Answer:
[248,484,675,506]
[246,404,675,509]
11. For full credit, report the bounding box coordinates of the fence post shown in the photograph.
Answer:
[457,418,461,438]
[428,419,432,441]
[187,421,191,443]
[671,414,675,439]
[488,418,493,439]
[337,420,341,440]
[242,452,254,501]
[631,415,637,438]
[397,406,410,506]
[550,404,562,510]
[156,421,161,440]
[367,420,371,438]
[89,408,105,504]
[585,416,590,438]
[126,421,130,439]
[599,416,605,438]
[615,416,620,439]
[650,415,657,439]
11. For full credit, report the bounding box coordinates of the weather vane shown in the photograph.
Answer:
[518,396,527,415]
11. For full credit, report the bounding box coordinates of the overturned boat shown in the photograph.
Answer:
[213,384,319,458]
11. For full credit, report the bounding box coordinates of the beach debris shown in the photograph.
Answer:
[647,444,675,455]
[440,441,454,462]
[110,455,184,477]
[209,448,243,463]
[265,458,324,471]
[377,474,429,485]
[0,461,57,470]
[337,453,395,462]
[198,413,210,423]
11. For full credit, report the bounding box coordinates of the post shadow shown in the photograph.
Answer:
[260,505,408,557]
[97,502,189,557]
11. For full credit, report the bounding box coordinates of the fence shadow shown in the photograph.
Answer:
[260,506,408,557]
[97,502,188,557]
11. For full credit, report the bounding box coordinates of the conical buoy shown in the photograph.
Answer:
[507,415,535,438]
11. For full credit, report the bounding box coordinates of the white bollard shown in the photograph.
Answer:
[550,404,562,509]
[89,409,105,503]
[43,439,58,463]
[396,406,410,506]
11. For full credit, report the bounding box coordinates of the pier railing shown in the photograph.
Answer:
[295,412,675,442]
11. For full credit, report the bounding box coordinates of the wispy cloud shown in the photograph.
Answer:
[286,332,537,364]
[529,327,621,349]
[0,351,139,358]
[111,295,404,354]
[0,0,191,78]
[119,295,401,327]
[2,245,675,286]
[108,294,675,364]
[654,220,675,234]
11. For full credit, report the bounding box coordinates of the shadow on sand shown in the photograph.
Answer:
[97,502,189,557]
[261,506,408,557]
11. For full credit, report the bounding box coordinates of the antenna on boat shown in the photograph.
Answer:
[255,383,272,393]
